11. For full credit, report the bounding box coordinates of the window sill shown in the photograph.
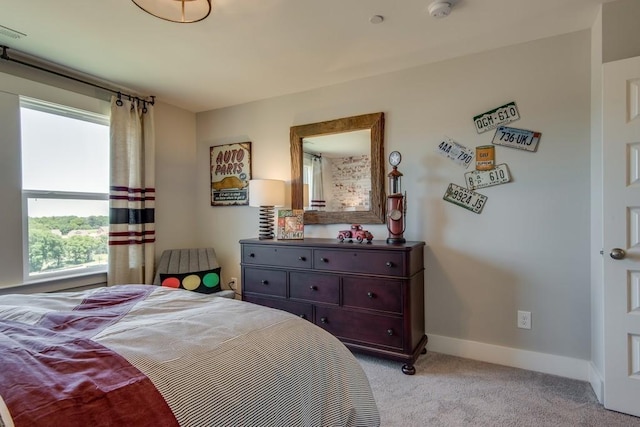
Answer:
[0,271,107,295]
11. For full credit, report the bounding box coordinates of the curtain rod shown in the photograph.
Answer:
[0,45,155,106]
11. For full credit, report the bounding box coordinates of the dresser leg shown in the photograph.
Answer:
[401,364,416,375]
[421,348,427,354]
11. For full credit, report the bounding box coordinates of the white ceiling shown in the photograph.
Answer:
[304,129,370,157]
[1,0,609,113]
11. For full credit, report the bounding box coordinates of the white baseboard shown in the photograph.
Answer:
[588,362,604,403]
[427,334,590,381]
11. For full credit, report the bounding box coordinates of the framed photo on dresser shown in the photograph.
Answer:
[277,209,304,240]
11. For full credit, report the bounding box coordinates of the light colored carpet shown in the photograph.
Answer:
[355,351,640,427]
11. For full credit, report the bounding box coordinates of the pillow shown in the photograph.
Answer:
[160,268,222,294]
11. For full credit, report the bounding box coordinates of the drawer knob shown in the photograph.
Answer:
[386,261,393,267]
[320,257,328,263]
[249,253,255,258]
[261,280,269,285]
[310,285,318,291]
[320,317,328,324]
[298,256,306,261]
[387,329,394,336]
[367,291,375,299]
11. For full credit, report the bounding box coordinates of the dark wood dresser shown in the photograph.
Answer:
[240,238,427,374]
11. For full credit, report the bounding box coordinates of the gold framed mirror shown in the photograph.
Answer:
[290,112,385,224]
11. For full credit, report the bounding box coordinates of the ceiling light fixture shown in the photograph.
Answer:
[427,1,452,19]
[132,0,212,23]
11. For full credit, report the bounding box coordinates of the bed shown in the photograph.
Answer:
[0,285,380,426]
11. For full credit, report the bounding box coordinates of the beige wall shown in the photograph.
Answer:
[602,0,640,63]
[153,101,199,257]
[196,31,592,363]
[0,90,23,287]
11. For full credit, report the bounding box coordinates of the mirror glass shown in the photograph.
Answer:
[303,130,370,212]
[290,112,385,224]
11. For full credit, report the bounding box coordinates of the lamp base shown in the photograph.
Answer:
[257,206,275,239]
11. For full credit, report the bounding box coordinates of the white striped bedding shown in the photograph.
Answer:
[0,285,380,426]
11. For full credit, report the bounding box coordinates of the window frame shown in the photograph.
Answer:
[20,97,110,283]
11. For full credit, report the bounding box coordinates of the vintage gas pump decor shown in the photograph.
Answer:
[387,151,406,244]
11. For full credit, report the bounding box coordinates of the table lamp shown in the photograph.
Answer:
[249,179,285,239]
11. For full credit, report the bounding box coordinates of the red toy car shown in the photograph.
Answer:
[337,224,373,243]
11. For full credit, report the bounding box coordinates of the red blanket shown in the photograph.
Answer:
[0,286,178,427]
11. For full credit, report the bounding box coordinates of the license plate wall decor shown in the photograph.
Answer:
[492,126,541,152]
[435,137,475,169]
[465,163,511,190]
[474,101,520,134]
[443,183,487,214]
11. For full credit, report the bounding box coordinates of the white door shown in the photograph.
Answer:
[603,55,640,417]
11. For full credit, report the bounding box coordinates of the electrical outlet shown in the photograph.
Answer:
[517,310,531,329]
[229,277,237,289]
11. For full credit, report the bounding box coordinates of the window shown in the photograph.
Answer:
[20,97,110,280]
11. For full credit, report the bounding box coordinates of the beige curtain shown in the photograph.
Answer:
[108,96,155,285]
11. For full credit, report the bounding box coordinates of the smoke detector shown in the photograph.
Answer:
[427,2,452,19]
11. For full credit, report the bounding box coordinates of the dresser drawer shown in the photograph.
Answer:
[290,272,339,305]
[240,238,427,373]
[243,268,286,298]
[315,306,403,350]
[343,277,403,314]
[314,249,405,276]
[243,244,312,269]
[243,294,313,321]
